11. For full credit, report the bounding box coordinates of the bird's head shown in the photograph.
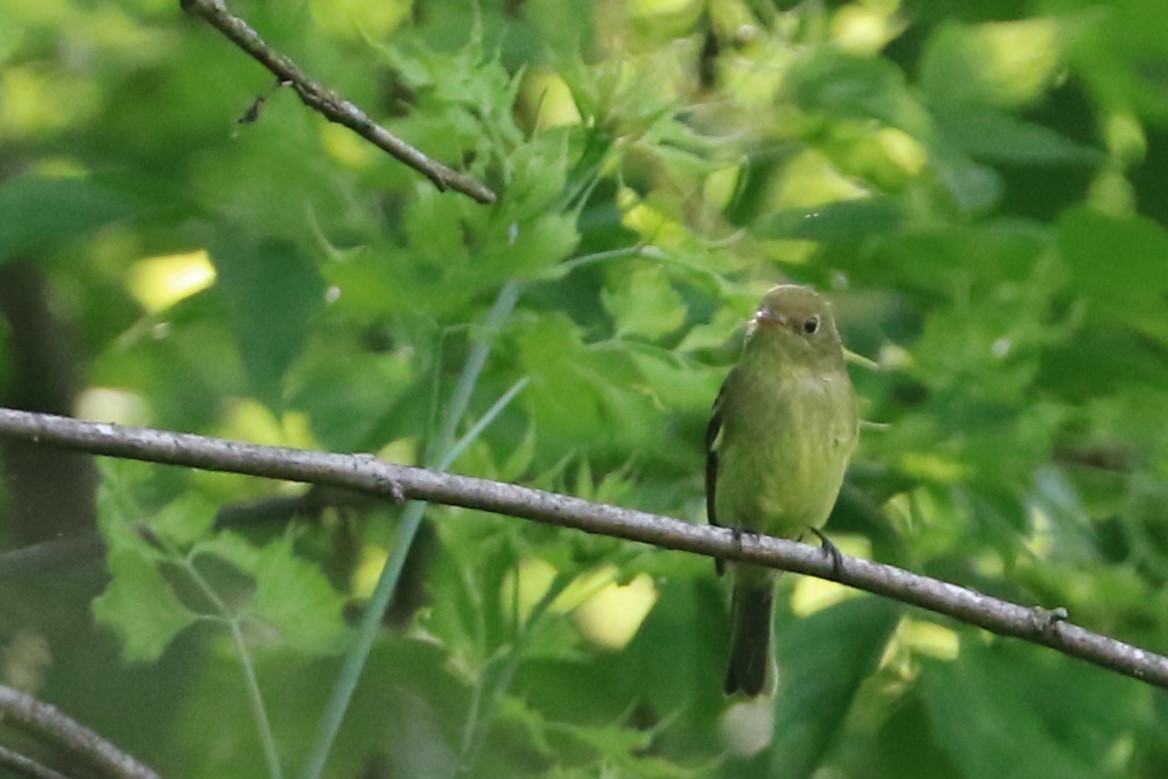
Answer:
[746,284,844,366]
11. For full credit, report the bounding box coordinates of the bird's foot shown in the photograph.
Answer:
[734,526,763,550]
[807,527,843,576]
[716,526,755,576]
[1030,606,1069,638]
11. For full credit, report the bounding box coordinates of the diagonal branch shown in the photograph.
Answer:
[0,407,1166,689]
[0,744,71,779]
[179,0,497,205]
[0,683,162,779]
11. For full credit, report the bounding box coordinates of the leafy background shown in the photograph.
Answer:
[3,0,1168,777]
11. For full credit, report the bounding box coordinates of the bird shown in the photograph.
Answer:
[706,284,859,696]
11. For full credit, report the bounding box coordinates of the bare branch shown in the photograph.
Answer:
[178,0,497,205]
[0,532,103,579]
[0,407,1165,688]
[0,683,162,779]
[0,744,72,779]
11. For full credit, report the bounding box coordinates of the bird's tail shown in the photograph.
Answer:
[724,577,776,697]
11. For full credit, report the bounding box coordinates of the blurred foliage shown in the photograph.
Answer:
[3,0,1168,777]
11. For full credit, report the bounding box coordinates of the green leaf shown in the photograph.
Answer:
[864,220,1051,294]
[93,545,199,662]
[194,533,348,654]
[403,184,473,271]
[483,211,580,281]
[288,340,417,451]
[601,264,685,339]
[753,198,906,242]
[515,314,653,449]
[424,512,519,664]
[192,532,262,574]
[625,342,722,413]
[211,237,325,406]
[92,494,215,661]
[786,48,930,135]
[0,174,136,259]
[500,420,538,481]
[921,638,1148,779]
[1058,206,1168,344]
[934,155,1004,213]
[149,494,220,547]
[1038,328,1168,401]
[497,133,574,219]
[550,719,653,768]
[248,535,349,654]
[920,20,1067,110]
[936,107,1103,165]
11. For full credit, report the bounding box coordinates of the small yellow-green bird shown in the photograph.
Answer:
[706,285,859,696]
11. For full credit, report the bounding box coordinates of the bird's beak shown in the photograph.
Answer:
[753,307,792,331]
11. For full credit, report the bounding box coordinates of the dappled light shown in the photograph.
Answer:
[3,0,1168,777]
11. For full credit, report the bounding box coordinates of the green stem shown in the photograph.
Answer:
[455,572,574,775]
[433,282,522,462]
[298,282,522,779]
[299,499,428,779]
[106,467,285,778]
[440,377,529,470]
[180,557,283,779]
[228,619,284,779]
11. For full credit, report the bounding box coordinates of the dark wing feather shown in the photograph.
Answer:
[706,377,728,576]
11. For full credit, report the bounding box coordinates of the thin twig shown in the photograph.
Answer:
[178,0,497,204]
[1,407,1167,689]
[0,683,162,779]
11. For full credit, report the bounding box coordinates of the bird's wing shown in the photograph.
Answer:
[706,375,729,576]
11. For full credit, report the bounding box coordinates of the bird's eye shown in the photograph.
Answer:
[802,316,820,335]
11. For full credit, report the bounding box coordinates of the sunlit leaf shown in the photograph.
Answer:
[247,535,348,654]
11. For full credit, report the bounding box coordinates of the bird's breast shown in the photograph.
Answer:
[715,369,857,535]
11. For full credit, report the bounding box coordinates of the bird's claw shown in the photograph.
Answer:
[1031,606,1068,637]
[386,479,406,504]
[735,526,762,551]
[808,527,844,575]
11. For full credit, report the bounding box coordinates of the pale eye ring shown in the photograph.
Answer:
[802,316,820,335]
